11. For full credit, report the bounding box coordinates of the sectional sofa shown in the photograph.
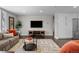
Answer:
[0,33,19,51]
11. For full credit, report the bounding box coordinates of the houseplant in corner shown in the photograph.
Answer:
[15,20,22,34]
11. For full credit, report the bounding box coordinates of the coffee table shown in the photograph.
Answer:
[23,38,37,51]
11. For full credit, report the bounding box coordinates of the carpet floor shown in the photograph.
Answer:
[9,39,59,53]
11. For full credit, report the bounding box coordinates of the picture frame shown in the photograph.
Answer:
[9,16,14,29]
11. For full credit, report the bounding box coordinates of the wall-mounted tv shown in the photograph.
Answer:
[31,21,43,28]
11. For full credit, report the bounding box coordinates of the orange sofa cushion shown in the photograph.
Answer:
[60,40,79,53]
[8,29,16,36]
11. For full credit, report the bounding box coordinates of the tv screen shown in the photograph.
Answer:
[31,21,43,28]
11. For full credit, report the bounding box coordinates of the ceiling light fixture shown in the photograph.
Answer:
[73,6,77,8]
[40,10,43,13]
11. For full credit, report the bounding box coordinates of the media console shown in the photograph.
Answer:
[29,31,45,38]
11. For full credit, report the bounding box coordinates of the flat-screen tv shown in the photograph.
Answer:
[31,21,43,28]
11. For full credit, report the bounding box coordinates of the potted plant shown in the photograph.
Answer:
[15,20,22,31]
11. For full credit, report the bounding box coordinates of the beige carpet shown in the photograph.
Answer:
[37,39,59,53]
[9,39,59,53]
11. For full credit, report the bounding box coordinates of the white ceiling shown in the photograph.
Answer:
[1,6,79,16]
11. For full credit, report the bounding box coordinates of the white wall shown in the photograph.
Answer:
[55,13,79,39]
[0,9,1,32]
[17,16,53,36]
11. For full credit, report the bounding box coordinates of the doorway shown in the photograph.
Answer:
[72,18,79,39]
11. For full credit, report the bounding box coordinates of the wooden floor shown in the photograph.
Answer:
[54,39,79,47]
[54,39,71,47]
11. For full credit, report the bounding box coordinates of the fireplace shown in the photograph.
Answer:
[29,31,45,38]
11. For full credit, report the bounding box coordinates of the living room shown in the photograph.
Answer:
[0,6,79,53]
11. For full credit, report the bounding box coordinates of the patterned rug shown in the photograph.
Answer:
[9,39,59,53]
